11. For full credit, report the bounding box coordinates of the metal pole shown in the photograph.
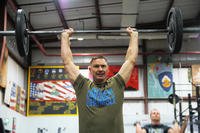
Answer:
[179,100,183,126]
[196,87,200,132]
[27,29,168,35]
[173,82,177,122]
[28,30,126,34]
[0,27,199,36]
[27,27,200,35]
[188,93,194,133]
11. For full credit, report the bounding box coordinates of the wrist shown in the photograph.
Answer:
[61,34,70,39]
[134,121,141,126]
[130,33,138,38]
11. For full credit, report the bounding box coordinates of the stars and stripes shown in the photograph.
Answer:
[30,80,76,101]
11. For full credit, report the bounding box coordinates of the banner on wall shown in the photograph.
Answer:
[191,64,200,85]
[107,66,139,90]
[147,55,173,98]
[191,65,200,96]
[80,66,139,90]
[28,66,77,116]
[4,81,26,115]
[0,47,8,88]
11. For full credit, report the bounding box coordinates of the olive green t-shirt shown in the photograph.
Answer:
[73,74,125,133]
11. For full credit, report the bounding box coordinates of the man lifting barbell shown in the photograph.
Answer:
[135,108,189,133]
[61,27,138,133]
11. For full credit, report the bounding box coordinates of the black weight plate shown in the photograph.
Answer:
[167,7,183,53]
[15,9,29,57]
[168,94,180,104]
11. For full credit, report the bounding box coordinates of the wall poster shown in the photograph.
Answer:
[80,66,139,90]
[147,55,173,98]
[27,66,77,116]
[191,64,200,96]
[107,66,139,90]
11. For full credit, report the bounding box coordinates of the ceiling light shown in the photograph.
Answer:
[77,38,84,41]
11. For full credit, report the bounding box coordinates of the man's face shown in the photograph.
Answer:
[89,58,109,83]
[150,110,160,122]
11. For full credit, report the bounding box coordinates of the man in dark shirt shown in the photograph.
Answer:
[135,109,188,133]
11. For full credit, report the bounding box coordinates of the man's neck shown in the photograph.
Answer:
[94,79,107,84]
[94,80,107,88]
[151,121,160,125]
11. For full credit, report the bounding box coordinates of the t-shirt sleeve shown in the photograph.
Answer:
[73,74,86,93]
[164,125,171,133]
[113,74,126,89]
[142,125,149,133]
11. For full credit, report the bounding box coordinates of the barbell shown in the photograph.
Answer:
[0,7,200,57]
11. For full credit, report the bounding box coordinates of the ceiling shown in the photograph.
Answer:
[6,0,200,46]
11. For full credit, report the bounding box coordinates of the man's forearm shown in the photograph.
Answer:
[180,116,189,133]
[61,34,73,65]
[125,34,138,64]
[60,29,80,83]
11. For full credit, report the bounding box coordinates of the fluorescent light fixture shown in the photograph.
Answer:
[77,38,84,41]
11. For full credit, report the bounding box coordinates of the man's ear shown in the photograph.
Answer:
[88,66,91,72]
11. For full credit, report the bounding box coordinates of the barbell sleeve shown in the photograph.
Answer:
[0,31,15,36]
[182,27,200,33]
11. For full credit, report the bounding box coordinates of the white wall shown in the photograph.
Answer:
[27,116,79,133]
[0,56,27,133]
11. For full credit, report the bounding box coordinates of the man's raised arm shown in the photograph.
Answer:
[118,27,139,84]
[61,28,80,84]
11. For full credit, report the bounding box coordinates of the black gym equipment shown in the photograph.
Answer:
[188,87,200,133]
[169,84,200,133]
[0,7,200,57]
[167,7,183,54]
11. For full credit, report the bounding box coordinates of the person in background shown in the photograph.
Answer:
[61,27,138,133]
[135,108,189,133]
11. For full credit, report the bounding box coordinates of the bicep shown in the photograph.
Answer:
[118,60,135,84]
[64,62,80,84]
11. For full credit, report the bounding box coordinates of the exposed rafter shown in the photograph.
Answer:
[94,0,102,30]
[136,18,200,29]
[196,10,200,21]
[27,2,122,15]
[18,1,53,7]
[53,0,68,29]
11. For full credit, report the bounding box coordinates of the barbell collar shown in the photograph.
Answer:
[0,31,15,36]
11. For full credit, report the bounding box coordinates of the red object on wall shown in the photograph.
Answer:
[107,66,139,90]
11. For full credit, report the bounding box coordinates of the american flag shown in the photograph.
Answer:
[30,80,76,101]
